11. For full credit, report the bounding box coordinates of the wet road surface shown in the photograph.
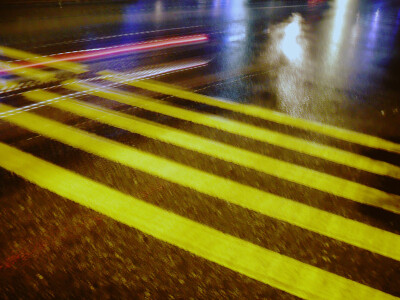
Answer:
[0,0,400,298]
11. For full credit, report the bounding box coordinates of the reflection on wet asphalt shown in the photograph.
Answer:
[0,0,400,299]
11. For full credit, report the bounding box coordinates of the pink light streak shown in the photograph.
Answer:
[0,34,209,75]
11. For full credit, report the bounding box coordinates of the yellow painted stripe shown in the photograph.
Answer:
[64,81,400,181]
[24,89,400,214]
[101,71,400,155]
[2,104,400,262]
[0,79,17,89]
[0,143,396,300]
[0,61,56,82]
[0,46,87,74]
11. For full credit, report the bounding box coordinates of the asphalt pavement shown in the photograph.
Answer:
[0,0,400,299]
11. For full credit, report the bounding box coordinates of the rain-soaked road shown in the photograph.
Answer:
[0,0,400,298]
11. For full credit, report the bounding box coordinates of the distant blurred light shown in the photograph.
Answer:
[308,0,325,7]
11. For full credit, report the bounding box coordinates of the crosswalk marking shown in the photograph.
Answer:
[1,103,400,262]
[24,89,400,213]
[64,81,400,181]
[0,60,56,82]
[0,46,87,74]
[1,45,399,298]
[100,71,400,155]
[1,142,396,300]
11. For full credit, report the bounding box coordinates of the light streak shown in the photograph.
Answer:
[0,34,208,75]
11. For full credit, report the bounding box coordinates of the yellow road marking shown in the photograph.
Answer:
[0,61,56,82]
[0,79,17,89]
[2,103,400,262]
[64,81,400,181]
[100,71,400,155]
[0,142,396,299]
[25,89,400,213]
[0,46,87,74]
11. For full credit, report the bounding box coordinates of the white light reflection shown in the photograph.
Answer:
[367,9,380,48]
[212,0,222,16]
[358,7,382,70]
[225,0,247,42]
[229,0,246,19]
[109,59,210,81]
[346,13,360,65]
[154,0,164,22]
[330,0,351,47]
[280,14,303,63]
[326,0,358,70]
[350,14,360,42]
[260,14,309,117]
[220,0,248,71]
[213,0,221,9]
